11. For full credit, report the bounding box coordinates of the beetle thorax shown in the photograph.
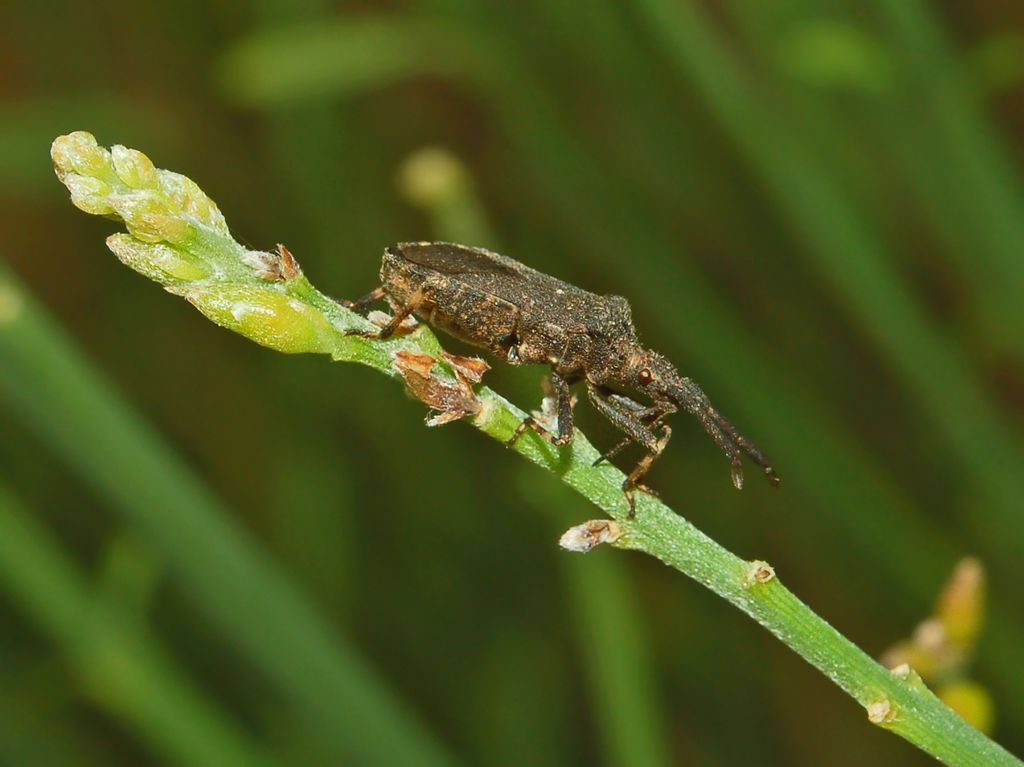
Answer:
[584,337,644,387]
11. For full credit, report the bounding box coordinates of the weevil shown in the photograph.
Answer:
[344,242,778,516]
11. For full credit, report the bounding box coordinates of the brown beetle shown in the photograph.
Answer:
[345,242,778,515]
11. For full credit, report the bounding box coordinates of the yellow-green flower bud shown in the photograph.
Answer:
[53,132,242,270]
[182,284,336,355]
[0,280,24,326]
[111,145,159,189]
[107,234,210,284]
[51,131,115,182]
[157,169,229,236]
[108,189,191,245]
[64,174,115,216]
[936,558,984,650]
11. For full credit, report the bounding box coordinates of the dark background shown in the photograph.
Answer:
[2,1,1023,765]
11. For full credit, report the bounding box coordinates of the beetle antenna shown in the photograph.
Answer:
[674,379,779,488]
[710,408,779,487]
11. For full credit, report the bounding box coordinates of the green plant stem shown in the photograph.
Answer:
[47,135,1021,766]
[101,260,1022,766]
[474,398,1013,766]
[322,289,1019,766]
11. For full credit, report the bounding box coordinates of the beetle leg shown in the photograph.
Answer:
[506,370,575,447]
[345,288,427,340]
[607,395,676,425]
[622,425,671,517]
[586,384,672,517]
[337,286,387,311]
[604,394,652,415]
[586,385,662,454]
[591,398,675,466]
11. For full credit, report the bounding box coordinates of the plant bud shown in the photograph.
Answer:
[936,558,984,650]
[51,131,115,181]
[397,146,468,209]
[108,190,191,245]
[64,174,115,216]
[182,284,336,355]
[157,169,229,236]
[106,234,209,284]
[111,145,159,189]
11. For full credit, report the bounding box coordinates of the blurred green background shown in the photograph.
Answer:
[2,1,1023,765]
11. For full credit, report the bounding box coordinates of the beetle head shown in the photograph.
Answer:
[625,347,780,489]
[624,348,686,403]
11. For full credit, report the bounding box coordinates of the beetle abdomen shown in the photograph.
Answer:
[381,245,519,356]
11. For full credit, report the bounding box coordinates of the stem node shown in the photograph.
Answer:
[559,519,624,553]
[744,559,776,587]
[867,698,898,726]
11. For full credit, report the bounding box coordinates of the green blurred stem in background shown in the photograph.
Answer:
[0,483,280,767]
[41,132,1022,767]
[0,272,455,767]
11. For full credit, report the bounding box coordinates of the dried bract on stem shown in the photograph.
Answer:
[393,350,488,426]
[440,351,489,384]
[244,243,302,282]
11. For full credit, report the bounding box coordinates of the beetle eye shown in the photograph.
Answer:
[638,368,653,385]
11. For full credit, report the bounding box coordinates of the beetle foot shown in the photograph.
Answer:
[622,480,659,518]
[622,488,637,519]
[506,416,571,447]
[344,308,420,340]
[344,327,390,340]
[505,420,528,447]
[337,286,386,311]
